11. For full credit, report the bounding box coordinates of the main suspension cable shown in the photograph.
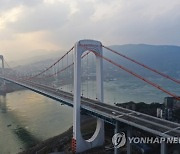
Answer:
[80,44,180,101]
[103,45,180,84]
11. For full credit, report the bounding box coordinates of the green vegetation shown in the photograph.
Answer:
[116,101,163,116]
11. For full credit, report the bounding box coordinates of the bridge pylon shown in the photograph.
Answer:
[73,40,104,153]
[0,55,5,87]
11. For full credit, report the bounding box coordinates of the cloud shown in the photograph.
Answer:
[0,5,24,31]
[8,2,70,33]
[41,0,180,47]
[0,0,180,61]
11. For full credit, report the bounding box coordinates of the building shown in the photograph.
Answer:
[164,97,180,109]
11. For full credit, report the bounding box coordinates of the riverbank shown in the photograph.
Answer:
[19,126,73,154]
[19,115,112,154]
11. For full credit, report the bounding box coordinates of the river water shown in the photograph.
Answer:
[0,78,179,154]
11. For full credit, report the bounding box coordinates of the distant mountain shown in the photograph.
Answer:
[12,49,67,73]
[103,44,180,78]
[11,44,180,79]
[8,49,66,67]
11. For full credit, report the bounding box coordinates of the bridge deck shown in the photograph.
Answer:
[1,76,180,138]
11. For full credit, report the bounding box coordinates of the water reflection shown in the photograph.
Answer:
[0,95,7,113]
[13,126,40,149]
[0,90,73,154]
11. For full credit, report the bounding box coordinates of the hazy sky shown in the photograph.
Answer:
[0,0,180,61]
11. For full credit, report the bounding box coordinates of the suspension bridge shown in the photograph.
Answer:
[0,40,180,154]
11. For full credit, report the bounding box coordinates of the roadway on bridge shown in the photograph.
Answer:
[1,76,180,139]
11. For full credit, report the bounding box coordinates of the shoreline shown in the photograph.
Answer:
[19,126,73,154]
[19,115,100,154]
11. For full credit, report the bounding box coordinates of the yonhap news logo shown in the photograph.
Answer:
[112,132,180,149]
[112,132,126,148]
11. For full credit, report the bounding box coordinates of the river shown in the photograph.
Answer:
[0,78,179,153]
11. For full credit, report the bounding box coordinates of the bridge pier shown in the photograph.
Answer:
[161,140,167,154]
[114,121,120,154]
[127,126,132,154]
[73,40,104,153]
